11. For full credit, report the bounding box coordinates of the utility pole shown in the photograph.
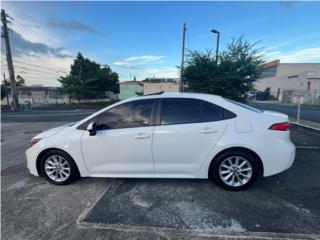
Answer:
[1,9,19,111]
[3,73,9,106]
[179,23,187,92]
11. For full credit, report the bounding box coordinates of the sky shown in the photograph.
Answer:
[1,1,320,87]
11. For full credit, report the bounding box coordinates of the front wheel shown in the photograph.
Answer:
[211,150,259,191]
[41,150,79,185]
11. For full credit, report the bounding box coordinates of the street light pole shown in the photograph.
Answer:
[211,29,220,64]
[180,23,187,92]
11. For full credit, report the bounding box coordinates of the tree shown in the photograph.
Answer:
[58,53,119,102]
[183,37,264,101]
[1,75,25,100]
[16,75,26,86]
[1,83,6,100]
[1,80,9,100]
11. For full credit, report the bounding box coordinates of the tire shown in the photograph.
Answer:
[211,150,259,191]
[41,149,79,185]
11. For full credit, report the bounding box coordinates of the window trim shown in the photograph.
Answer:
[156,97,236,126]
[77,99,157,130]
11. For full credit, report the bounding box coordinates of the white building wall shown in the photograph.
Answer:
[255,63,320,100]
[143,82,179,95]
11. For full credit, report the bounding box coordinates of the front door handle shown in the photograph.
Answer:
[134,133,151,139]
[200,127,218,134]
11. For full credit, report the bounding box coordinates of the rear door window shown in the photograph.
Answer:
[160,99,201,125]
[202,101,224,122]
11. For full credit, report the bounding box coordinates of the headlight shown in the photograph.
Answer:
[28,138,41,149]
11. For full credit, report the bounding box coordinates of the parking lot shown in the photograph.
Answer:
[1,112,320,240]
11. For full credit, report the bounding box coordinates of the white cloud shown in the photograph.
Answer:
[113,55,165,68]
[1,6,74,86]
[116,66,179,81]
[265,47,320,63]
[1,54,73,87]
[142,66,179,78]
[4,6,60,47]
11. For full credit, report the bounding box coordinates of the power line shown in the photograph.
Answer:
[14,60,68,73]
[11,17,54,45]
[16,71,58,77]
[1,57,68,73]
[1,64,65,76]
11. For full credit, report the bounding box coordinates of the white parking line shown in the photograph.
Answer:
[296,146,320,149]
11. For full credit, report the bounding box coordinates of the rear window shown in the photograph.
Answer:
[224,98,262,113]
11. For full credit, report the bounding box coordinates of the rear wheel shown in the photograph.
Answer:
[211,150,259,191]
[41,150,79,185]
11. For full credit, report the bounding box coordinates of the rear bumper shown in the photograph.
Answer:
[261,133,296,177]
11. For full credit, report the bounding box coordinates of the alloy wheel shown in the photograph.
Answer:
[44,155,71,182]
[218,156,253,187]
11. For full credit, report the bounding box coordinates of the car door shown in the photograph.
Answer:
[81,99,156,175]
[153,98,227,174]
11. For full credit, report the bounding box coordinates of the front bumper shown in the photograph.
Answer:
[26,146,40,176]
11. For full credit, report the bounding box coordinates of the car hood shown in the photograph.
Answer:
[33,122,76,139]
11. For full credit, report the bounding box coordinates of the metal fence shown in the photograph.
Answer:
[282,89,320,105]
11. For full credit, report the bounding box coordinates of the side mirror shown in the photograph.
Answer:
[87,122,97,136]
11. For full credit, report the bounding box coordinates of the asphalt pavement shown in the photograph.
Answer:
[1,109,96,123]
[79,126,320,237]
[248,102,320,122]
[2,102,320,239]
[1,120,320,239]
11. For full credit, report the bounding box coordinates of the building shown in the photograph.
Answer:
[1,86,66,106]
[119,79,181,100]
[143,82,180,95]
[255,60,320,104]
[119,81,143,100]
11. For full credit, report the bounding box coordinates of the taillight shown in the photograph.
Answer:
[269,122,291,131]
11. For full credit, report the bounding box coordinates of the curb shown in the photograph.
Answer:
[77,221,320,240]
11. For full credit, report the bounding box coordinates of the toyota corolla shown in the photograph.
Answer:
[26,92,295,190]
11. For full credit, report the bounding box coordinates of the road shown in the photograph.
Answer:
[248,102,320,122]
[1,109,96,123]
[2,102,319,123]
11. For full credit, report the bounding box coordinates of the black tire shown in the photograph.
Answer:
[41,149,80,185]
[211,149,259,191]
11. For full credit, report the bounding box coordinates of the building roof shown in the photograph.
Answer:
[262,60,280,69]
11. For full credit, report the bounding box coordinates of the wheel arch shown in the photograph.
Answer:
[208,147,264,179]
[36,148,80,176]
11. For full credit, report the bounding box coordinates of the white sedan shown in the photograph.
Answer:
[26,92,295,190]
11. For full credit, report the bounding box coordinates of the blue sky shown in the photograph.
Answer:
[1,1,320,86]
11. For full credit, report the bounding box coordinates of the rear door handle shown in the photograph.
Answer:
[200,127,218,134]
[134,133,151,139]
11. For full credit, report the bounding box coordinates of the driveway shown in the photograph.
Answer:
[1,121,320,240]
